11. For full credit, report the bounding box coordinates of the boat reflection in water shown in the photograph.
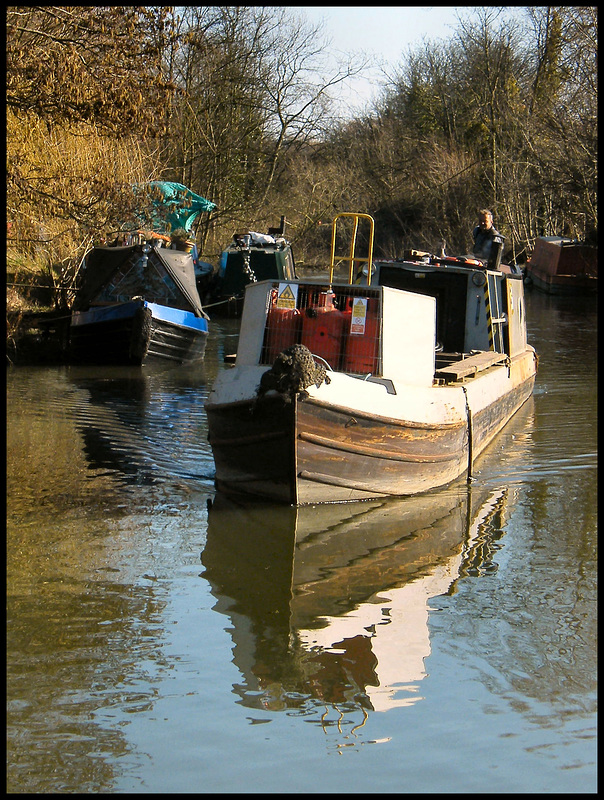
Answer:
[64,364,213,490]
[202,483,514,725]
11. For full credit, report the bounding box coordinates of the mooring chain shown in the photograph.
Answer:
[241,249,257,283]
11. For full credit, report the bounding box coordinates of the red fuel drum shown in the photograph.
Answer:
[301,291,346,368]
[264,292,302,362]
[342,296,380,374]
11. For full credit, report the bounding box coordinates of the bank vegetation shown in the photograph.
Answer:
[7,6,597,319]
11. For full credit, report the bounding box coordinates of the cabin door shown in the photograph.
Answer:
[505,279,528,357]
[486,273,506,353]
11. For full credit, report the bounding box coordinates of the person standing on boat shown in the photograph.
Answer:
[472,209,502,260]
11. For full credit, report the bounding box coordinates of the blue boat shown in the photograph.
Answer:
[69,183,215,366]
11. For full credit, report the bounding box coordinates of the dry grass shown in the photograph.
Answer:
[7,109,163,319]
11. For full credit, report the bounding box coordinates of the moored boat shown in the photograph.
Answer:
[206,213,537,504]
[524,236,597,295]
[69,182,215,366]
[202,217,297,317]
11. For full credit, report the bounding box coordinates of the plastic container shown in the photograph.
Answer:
[342,296,380,374]
[301,291,346,368]
[263,290,302,362]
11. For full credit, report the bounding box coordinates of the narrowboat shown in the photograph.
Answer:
[206,213,537,505]
[69,182,215,366]
[69,239,210,365]
[525,236,597,295]
[202,217,297,316]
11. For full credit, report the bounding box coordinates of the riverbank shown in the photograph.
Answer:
[7,309,71,366]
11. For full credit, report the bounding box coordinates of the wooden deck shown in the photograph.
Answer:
[435,351,508,382]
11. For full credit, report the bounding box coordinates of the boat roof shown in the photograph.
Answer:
[73,244,205,316]
[371,255,523,279]
[535,235,595,250]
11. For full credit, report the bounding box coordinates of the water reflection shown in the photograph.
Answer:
[202,483,515,721]
[7,364,212,793]
[7,491,175,793]
[63,363,216,488]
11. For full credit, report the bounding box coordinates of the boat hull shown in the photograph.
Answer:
[207,352,536,505]
[525,266,597,295]
[69,300,208,366]
[208,394,298,504]
[525,236,597,295]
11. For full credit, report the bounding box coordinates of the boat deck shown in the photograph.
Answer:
[435,351,509,382]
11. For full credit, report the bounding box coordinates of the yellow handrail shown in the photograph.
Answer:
[329,213,375,284]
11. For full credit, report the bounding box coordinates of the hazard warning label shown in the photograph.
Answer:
[276,283,298,309]
[350,297,368,335]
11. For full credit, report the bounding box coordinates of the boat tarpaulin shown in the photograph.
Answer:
[73,244,205,317]
[134,181,216,233]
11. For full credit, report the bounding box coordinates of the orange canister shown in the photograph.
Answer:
[263,290,302,362]
[342,296,380,374]
[300,291,346,368]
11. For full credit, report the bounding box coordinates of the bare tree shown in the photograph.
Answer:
[160,6,368,253]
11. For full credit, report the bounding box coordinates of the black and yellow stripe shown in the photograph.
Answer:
[484,281,494,349]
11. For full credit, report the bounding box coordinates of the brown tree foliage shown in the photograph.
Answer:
[163,6,366,257]
[7,6,177,303]
[314,6,597,262]
[7,6,174,134]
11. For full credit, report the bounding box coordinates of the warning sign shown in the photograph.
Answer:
[276,282,298,309]
[350,297,368,335]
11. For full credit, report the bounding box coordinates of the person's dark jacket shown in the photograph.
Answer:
[472,225,502,259]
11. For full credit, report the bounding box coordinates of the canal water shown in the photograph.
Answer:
[7,290,597,793]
